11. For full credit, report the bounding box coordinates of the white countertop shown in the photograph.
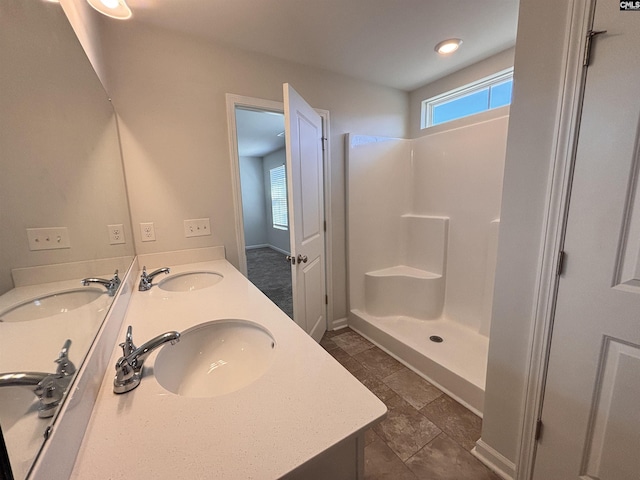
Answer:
[70,259,386,479]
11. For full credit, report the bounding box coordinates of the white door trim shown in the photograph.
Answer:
[515,1,596,478]
[225,93,334,327]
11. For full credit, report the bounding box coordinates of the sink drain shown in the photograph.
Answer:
[429,335,444,343]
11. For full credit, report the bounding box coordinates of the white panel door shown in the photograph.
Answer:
[533,3,640,480]
[283,83,327,342]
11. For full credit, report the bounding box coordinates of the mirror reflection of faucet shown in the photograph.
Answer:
[0,339,76,418]
[113,325,180,394]
[138,266,170,291]
[81,269,121,296]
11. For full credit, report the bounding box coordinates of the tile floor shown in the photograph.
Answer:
[320,328,500,480]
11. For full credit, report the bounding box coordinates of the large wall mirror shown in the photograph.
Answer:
[0,1,134,478]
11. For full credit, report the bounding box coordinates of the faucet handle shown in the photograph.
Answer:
[55,339,76,376]
[119,325,137,357]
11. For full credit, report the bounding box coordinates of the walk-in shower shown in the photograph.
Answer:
[347,114,508,414]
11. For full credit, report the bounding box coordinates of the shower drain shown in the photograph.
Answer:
[429,335,444,343]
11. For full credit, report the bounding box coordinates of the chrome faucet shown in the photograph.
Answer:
[0,339,76,418]
[81,269,121,296]
[138,266,170,291]
[113,325,180,394]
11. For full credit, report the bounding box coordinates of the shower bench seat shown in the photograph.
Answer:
[365,265,444,319]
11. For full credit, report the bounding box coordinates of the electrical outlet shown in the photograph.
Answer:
[27,227,71,251]
[108,224,126,245]
[140,222,156,242]
[184,218,211,238]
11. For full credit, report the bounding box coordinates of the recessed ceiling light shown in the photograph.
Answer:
[86,0,132,20]
[435,38,462,55]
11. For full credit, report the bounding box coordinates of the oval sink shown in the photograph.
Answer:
[157,271,223,292]
[0,288,104,323]
[154,319,276,398]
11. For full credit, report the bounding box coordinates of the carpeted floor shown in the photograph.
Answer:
[246,247,293,318]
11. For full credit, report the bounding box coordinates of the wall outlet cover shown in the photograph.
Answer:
[140,222,156,242]
[108,224,126,245]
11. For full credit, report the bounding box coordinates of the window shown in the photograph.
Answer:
[421,68,514,129]
[270,165,288,230]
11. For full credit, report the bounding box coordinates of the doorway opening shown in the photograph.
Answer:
[235,107,293,318]
[226,92,334,334]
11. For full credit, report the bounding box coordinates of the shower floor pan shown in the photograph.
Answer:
[349,309,488,416]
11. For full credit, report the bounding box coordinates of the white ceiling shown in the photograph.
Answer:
[125,0,519,92]
[236,108,285,157]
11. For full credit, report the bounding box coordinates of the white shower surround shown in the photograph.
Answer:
[347,115,508,414]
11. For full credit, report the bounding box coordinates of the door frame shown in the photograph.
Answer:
[516,0,596,478]
[225,93,334,328]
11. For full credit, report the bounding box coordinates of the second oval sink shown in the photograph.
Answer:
[157,271,223,292]
[154,319,276,397]
[0,288,105,323]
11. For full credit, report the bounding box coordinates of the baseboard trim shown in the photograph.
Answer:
[472,439,516,480]
[246,244,291,256]
[246,244,269,250]
[330,317,348,330]
[267,245,290,255]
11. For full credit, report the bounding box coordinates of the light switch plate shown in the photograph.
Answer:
[27,227,71,251]
[184,218,211,238]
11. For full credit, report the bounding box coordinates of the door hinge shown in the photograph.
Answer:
[325,294,328,305]
[557,250,566,277]
[321,137,327,152]
[323,220,327,232]
[535,419,543,442]
[584,30,607,67]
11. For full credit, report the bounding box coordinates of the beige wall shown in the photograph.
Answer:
[480,0,573,464]
[98,19,408,322]
[409,48,515,139]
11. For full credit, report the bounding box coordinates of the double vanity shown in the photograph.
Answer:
[7,248,386,479]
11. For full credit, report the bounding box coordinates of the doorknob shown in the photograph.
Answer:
[285,255,296,265]
[297,254,308,264]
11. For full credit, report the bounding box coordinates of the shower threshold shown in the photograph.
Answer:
[349,309,488,416]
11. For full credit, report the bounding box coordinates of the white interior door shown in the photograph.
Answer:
[283,83,327,342]
[533,4,640,479]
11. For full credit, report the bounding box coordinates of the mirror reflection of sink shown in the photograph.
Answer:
[154,319,276,398]
[157,271,223,292]
[0,288,105,323]
[0,387,50,480]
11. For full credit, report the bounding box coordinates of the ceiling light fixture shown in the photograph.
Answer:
[435,38,462,55]
[87,0,132,20]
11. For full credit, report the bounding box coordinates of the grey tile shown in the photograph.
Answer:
[406,434,500,480]
[354,347,405,380]
[324,328,350,338]
[340,356,367,376]
[420,395,482,451]
[364,438,418,480]
[320,336,340,351]
[383,368,443,410]
[332,331,374,356]
[373,396,441,462]
[327,346,351,364]
[347,363,394,399]
[365,428,379,447]
[368,381,397,405]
